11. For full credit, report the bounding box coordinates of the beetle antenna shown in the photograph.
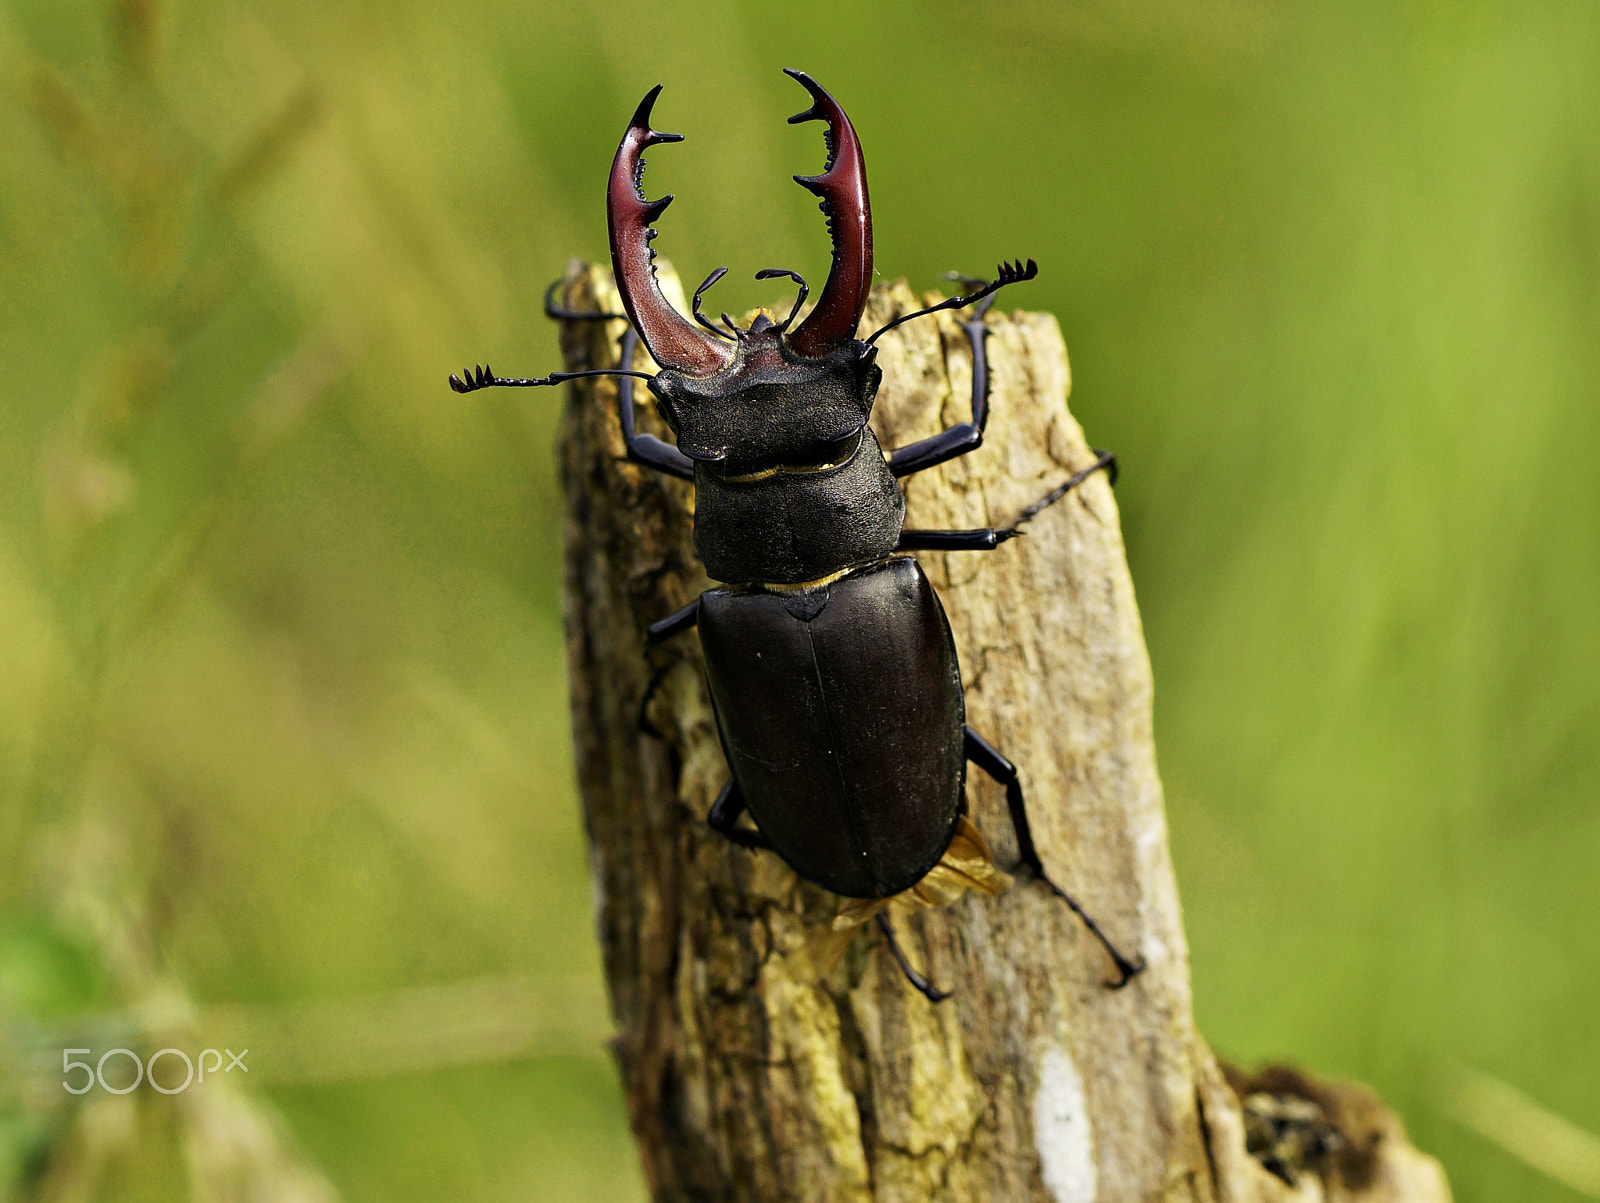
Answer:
[941,271,1005,319]
[720,312,744,338]
[691,267,736,340]
[755,268,810,331]
[448,364,654,394]
[864,258,1038,345]
[943,272,988,292]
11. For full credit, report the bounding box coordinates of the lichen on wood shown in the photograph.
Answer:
[556,261,1450,1203]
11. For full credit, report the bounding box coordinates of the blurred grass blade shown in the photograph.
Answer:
[214,85,322,209]
[111,0,161,83]
[198,975,612,1086]
[10,976,610,1099]
[1439,1064,1600,1198]
[237,329,352,461]
[19,63,99,166]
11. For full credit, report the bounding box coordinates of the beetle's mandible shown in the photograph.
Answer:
[451,69,1144,999]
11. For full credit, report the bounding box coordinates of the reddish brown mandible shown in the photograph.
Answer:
[606,70,874,375]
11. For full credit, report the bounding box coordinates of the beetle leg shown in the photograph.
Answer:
[708,779,769,850]
[880,273,1102,489]
[647,599,700,644]
[882,262,1041,478]
[895,528,1018,552]
[886,313,992,478]
[894,451,1117,553]
[1004,450,1119,526]
[529,302,695,480]
[874,913,950,1003]
[615,328,696,480]
[963,727,1146,989]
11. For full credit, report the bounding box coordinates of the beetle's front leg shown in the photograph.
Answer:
[885,309,995,479]
[963,726,1145,988]
[615,328,696,480]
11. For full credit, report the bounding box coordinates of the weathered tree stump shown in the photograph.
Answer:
[557,262,1451,1203]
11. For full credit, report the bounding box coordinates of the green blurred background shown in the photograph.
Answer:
[1,0,1596,1199]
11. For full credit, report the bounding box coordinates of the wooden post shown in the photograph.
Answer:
[557,262,1451,1203]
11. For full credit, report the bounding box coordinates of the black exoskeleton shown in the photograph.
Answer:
[663,323,902,584]
[451,69,1144,1000]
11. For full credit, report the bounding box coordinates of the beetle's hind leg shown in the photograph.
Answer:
[709,784,952,1003]
[875,913,950,1003]
[964,727,1146,988]
[708,779,769,850]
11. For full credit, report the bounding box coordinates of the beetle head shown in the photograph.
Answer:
[648,319,881,471]
[608,70,879,471]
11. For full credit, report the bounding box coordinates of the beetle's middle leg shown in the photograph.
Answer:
[895,450,1117,553]
[647,599,699,644]
[963,726,1146,988]
[708,779,769,850]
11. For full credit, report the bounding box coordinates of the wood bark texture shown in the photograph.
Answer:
[556,261,1451,1203]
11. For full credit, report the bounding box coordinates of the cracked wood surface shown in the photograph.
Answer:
[556,262,1451,1203]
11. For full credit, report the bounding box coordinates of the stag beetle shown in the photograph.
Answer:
[452,70,1144,999]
